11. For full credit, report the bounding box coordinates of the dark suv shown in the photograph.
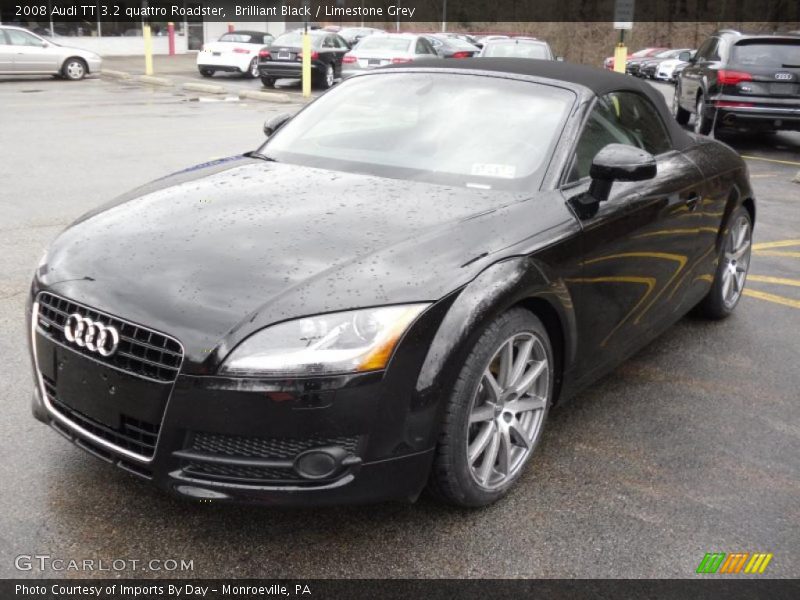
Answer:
[673,29,800,134]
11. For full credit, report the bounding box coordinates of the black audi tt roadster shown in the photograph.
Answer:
[28,60,755,507]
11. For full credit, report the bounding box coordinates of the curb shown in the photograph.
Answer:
[793,170,800,184]
[238,89,293,104]
[138,75,174,87]
[102,69,131,80]
[181,82,228,95]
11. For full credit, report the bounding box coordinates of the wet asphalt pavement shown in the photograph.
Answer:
[0,76,798,579]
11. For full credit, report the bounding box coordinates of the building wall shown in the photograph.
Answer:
[48,33,189,56]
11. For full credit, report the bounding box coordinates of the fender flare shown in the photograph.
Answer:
[415,255,578,404]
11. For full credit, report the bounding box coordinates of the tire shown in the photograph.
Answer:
[695,207,752,319]
[694,93,713,135]
[246,57,259,79]
[62,58,87,81]
[260,76,275,88]
[198,68,214,78]
[672,82,691,125]
[315,63,335,90]
[427,308,554,507]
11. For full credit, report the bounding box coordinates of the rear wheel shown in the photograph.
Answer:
[428,309,553,507]
[246,58,259,79]
[672,82,691,125]
[315,63,335,89]
[62,58,87,81]
[198,68,214,78]
[696,207,752,319]
[260,76,275,88]
[694,93,713,135]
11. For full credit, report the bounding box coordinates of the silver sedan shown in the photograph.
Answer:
[0,26,102,80]
[342,33,439,78]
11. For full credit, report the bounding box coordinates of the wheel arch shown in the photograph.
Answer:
[415,256,577,407]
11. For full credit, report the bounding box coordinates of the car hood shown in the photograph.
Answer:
[38,157,573,370]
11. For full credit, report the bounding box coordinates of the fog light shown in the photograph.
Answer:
[294,450,338,479]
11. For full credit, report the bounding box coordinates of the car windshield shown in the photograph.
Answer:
[483,41,549,59]
[260,73,574,190]
[731,41,800,67]
[357,37,411,52]
[219,33,257,43]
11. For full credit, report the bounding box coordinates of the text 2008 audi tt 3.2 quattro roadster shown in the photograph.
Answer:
[28,60,755,507]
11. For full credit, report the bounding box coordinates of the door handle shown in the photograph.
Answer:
[685,193,700,211]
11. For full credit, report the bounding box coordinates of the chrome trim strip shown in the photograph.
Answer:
[32,294,185,464]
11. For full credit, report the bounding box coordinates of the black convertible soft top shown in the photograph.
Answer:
[387,58,695,150]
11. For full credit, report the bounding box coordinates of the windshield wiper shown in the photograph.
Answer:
[247,151,278,162]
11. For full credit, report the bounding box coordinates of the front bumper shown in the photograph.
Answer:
[28,290,448,506]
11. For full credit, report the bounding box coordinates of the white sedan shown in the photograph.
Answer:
[196,31,274,79]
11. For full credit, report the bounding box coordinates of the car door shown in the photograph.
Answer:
[562,91,706,379]
[0,29,14,73]
[6,28,60,73]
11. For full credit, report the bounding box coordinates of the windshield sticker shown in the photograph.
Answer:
[471,163,517,179]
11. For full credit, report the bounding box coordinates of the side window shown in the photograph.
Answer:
[336,35,349,49]
[322,36,335,49]
[604,92,672,155]
[694,39,713,61]
[708,39,723,61]
[0,29,8,44]
[6,29,42,46]
[568,100,640,182]
[567,92,672,182]
[415,39,428,54]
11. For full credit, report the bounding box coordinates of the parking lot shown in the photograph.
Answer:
[0,74,798,579]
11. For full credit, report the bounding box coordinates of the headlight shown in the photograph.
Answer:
[220,304,429,376]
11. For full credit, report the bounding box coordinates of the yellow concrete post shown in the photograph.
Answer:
[143,24,154,75]
[302,30,311,98]
[613,43,627,73]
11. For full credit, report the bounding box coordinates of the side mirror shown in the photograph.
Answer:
[678,51,691,61]
[588,144,657,203]
[263,113,291,137]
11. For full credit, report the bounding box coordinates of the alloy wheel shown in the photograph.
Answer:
[249,58,259,78]
[694,96,705,134]
[721,215,751,308]
[466,332,549,490]
[65,60,85,80]
[325,64,334,88]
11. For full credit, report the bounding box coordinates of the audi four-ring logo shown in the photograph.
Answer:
[64,313,120,357]
[774,73,792,80]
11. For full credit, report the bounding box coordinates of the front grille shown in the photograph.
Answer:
[190,432,361,459]
[36,292,183,383]
[43,375,160,458]
[181,432,362,484]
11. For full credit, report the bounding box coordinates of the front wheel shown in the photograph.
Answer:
[672,82,691,125]
[695,207,752,319]
[694,93,713,135]
[427,308,554,507]
[62,58,87,81]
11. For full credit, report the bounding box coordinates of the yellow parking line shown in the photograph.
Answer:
[741,154,800,167]
[743,289,800,309]
[752,239,800,251]
[748,275,800,288]
[754,250,800,258]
